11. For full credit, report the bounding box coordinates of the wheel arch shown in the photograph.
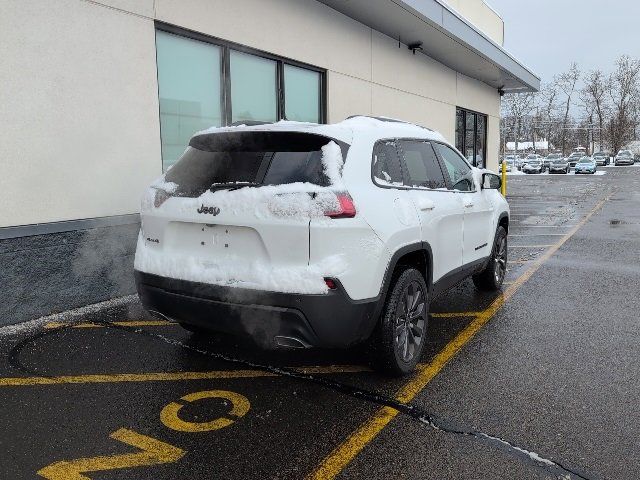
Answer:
[370,242,433,328]
[498,212,509,234]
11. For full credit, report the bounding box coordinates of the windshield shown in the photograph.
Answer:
[548,154,562,159]
[593,152,606,157]
[578,158,592,164]
[568,153,581,158]
[165,131,349,197]
[526,155,537,159]
[618,150,632,156]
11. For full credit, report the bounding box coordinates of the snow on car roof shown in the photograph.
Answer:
[192,116,446,145]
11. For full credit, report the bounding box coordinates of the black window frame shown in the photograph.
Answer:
[455,107,487,168]
[155,22,327,129]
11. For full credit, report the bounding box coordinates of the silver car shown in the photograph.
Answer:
[547,154,570,174]
[592,151,609,166]
[615,150,634,166]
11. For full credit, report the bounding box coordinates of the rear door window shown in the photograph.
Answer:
[397,140,447,189]
[165,131,349,196]
[372,141,404,186]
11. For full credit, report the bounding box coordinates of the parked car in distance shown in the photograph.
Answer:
[543,153,560,170]
[134,116,510,375]
[574,156,597,174]
[503,158,513,172]
[547,154,570,174]
[567,152,583,167]
[505,154,520,170]
[615,150,635,166]
[592,151,610,166]
[522,157,544,174]
[524,154,544,171]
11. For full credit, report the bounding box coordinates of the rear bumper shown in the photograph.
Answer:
[134,271,379,349]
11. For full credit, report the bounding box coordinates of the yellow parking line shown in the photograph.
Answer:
[0,365,370,388]
[44,320,177,329]
[508,233,566,237]
[307,195,608,480]
[508,244,555,248]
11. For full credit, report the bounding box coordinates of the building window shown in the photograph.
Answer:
[156,31,223,170]
[155,25,325,171]
[284,64,321,123]
[455,107,487,168]
[230,51,278,123]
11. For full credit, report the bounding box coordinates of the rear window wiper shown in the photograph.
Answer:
[209,182,261,191]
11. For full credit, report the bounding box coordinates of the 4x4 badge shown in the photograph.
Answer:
[197,205,221,216]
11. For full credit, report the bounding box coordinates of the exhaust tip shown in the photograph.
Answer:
[274,336,310,349]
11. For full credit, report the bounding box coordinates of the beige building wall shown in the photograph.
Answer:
[441,0,504,46]
[0,0,501,228]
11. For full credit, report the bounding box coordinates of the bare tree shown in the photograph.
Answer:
[607,56,640,154]
[555,63,581,155]
[537,82,559,152]
[502,91,536,154]
[580,70,609,151]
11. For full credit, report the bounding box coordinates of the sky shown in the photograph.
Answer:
[485,0,640,85]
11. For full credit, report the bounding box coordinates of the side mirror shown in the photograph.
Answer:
[482,173,501,190]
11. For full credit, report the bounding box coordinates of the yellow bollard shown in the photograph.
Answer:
[501,160,507,197]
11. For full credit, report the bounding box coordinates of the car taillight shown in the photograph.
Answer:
[154,189,171,208]
[324,192,356,219]
[324,278,338,290]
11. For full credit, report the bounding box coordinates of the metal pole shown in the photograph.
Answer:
[501,160,507,197]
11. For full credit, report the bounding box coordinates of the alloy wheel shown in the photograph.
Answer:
[494,236,507,284]
[394,281,426,363]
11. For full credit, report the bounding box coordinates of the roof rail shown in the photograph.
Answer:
[231,120,273,126]
[346,115,433,131]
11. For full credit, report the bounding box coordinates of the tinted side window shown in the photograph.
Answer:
[433,143,475,192]
[398,141,447,189]
[372,141,403,186]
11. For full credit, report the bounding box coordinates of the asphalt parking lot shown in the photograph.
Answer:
[1,166,639,480]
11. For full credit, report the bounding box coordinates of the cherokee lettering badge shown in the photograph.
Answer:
[197,205,221,216]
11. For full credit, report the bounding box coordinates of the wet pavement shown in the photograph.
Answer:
[1,166,639,479]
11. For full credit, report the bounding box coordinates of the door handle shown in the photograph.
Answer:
[463,200,474,208]
[417,198,435,211]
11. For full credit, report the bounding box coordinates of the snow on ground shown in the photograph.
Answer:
[0,295,137,338]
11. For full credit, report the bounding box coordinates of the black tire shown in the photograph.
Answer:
[372,268,429,376]
[473,226,508,291]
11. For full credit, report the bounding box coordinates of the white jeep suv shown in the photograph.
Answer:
[135,117,509,375]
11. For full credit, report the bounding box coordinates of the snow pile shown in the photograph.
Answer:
[134,233,346,294]
[169,140,348,219]
[321,141,345,187]
[136,140,352,294]
[151,178,178,194]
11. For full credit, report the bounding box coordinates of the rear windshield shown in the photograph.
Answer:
[165,131,350,197]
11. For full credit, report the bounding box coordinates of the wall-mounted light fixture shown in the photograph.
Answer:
[408,42,423,55]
